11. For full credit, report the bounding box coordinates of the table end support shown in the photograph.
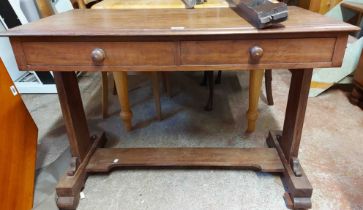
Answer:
[267,130,313,209]
[56,132,107,210]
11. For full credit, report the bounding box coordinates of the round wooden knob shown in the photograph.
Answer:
[249,46,264,62]
[91,48,105,64]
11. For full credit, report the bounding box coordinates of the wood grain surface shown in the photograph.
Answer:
[53,72,92,161]
[20,37,336,66]
[22,42,176,66]
[181,38,336,64]
[1,4,355,209]
[3,6,358,72]
[92,0,229,9]
[86,147,284,173]
[0,59,37,210]
[1,7,358,36]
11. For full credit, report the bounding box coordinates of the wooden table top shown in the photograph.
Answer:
[91,0,229,9]
[1,6,358,37]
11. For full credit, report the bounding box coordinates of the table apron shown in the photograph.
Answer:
[11,35,347,72]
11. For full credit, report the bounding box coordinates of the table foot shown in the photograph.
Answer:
[267,130,313,209]
[56,132,107,210]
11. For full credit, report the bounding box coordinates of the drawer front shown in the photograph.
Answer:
[22,42,176,66]
[180,38,336,65]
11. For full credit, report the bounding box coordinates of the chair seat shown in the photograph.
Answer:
[91,0,229,9]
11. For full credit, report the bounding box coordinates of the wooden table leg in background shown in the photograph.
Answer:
[204,71,214,111]
[151,72,162,120]
[113,72,133,131]
[246,69,264,132]
[161,72,172,97]
[54,72,107,209]
[267,69,313,209]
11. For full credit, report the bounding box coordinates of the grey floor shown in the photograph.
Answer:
[24,70,363,210]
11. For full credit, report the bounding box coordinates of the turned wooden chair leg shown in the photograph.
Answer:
[151,72,162,120]
[200,71,208,86]
[161,72,172,97]
[204,71,214,111]
[265,69,274,106]
[113,72,132,131]
[215,70,222,84]
[101,72,108,119]
[112,77,117,95]
[246,69,264,133]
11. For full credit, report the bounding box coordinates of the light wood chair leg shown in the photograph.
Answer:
[246,69,264,133]
[113,72,132,131]
[151,72,162,120]
[101,72,108,119]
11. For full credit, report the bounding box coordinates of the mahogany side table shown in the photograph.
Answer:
[1,6,358,209]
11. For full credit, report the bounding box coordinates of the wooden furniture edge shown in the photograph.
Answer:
[9,33,348,72]
[266,130,313,209]
[9,37,27,69]
[56,132,107,209]
[16,63,336,72]
[85,147,284,173]
[332,33,349,67]
[55,129,313,209]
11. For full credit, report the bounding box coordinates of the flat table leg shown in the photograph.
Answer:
[53,72,107,209]
[267,69,313,209]
[53,72,91,161]
[246,69,264,132]
[281,69,313,160]
[113,72,133,131]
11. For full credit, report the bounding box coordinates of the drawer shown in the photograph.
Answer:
[180,38,336,65]
[22,42,176,66]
